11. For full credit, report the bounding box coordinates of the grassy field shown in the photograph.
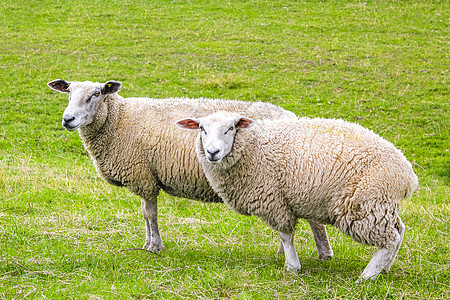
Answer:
[0,0,448,298]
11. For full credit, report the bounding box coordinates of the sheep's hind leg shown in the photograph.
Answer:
[357,226,403,282]
[357,248,393,282]
[384,218,405,273]
[307,220,334,260]
[279,231,301,272]
[141,196,165,252]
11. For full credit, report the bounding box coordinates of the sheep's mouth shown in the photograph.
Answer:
[207,156,222,164]
[63,123,80,131]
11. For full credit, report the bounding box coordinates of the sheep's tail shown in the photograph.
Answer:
[404,168,419,199]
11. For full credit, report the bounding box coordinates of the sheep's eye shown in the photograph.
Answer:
[225,127,234,134]
[93,92,100,97]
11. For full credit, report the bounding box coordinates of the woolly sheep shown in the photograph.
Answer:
[47,79,334,260]
[176,111,418,281]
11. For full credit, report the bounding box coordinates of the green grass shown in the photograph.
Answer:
[0,0,448,298]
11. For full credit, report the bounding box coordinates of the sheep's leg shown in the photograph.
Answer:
[307,220,334,260]
[384,218,405,273]
[357,224,403,282]
[279,231,301,271]
[141,197,165,252]
[277,221,333,261]
[357,248,393,282]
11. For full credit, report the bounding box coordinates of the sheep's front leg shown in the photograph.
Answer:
[277,221,333,261]
[279,231,301,271]
[307,220,334,260]
[141,197,165,252]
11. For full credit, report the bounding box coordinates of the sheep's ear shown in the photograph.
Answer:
[176,118,200,130]
[47,79,70,93]
[102,81,122,94]
[236,117,254,129]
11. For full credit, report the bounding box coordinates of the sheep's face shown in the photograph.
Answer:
[176,112,254,165]
[47,79,121,131]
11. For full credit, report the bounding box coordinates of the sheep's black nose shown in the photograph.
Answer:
[63,116,75,124]
[207,148,220,156]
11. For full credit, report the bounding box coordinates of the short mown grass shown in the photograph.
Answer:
[0,0,448,298]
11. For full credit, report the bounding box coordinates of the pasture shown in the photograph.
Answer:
[0,0,448,298]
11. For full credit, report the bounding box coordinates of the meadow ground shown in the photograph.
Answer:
[0,0,448,298]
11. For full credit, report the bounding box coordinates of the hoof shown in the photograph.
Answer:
[287,267,302,273]
[319,253,334,261]
[286,265,301,273]
[143,242,165,253]
[355,274,378,283]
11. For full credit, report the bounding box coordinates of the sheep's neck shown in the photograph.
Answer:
[78,96,119,160]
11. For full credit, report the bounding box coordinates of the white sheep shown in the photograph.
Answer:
[47,79,334,260]
[176,111,418,281]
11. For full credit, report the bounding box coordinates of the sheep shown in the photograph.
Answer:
[176,111,418,281]
[47,79,334,260]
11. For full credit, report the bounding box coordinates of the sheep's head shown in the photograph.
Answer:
[176,112,254,166]
[47,79,121,131]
